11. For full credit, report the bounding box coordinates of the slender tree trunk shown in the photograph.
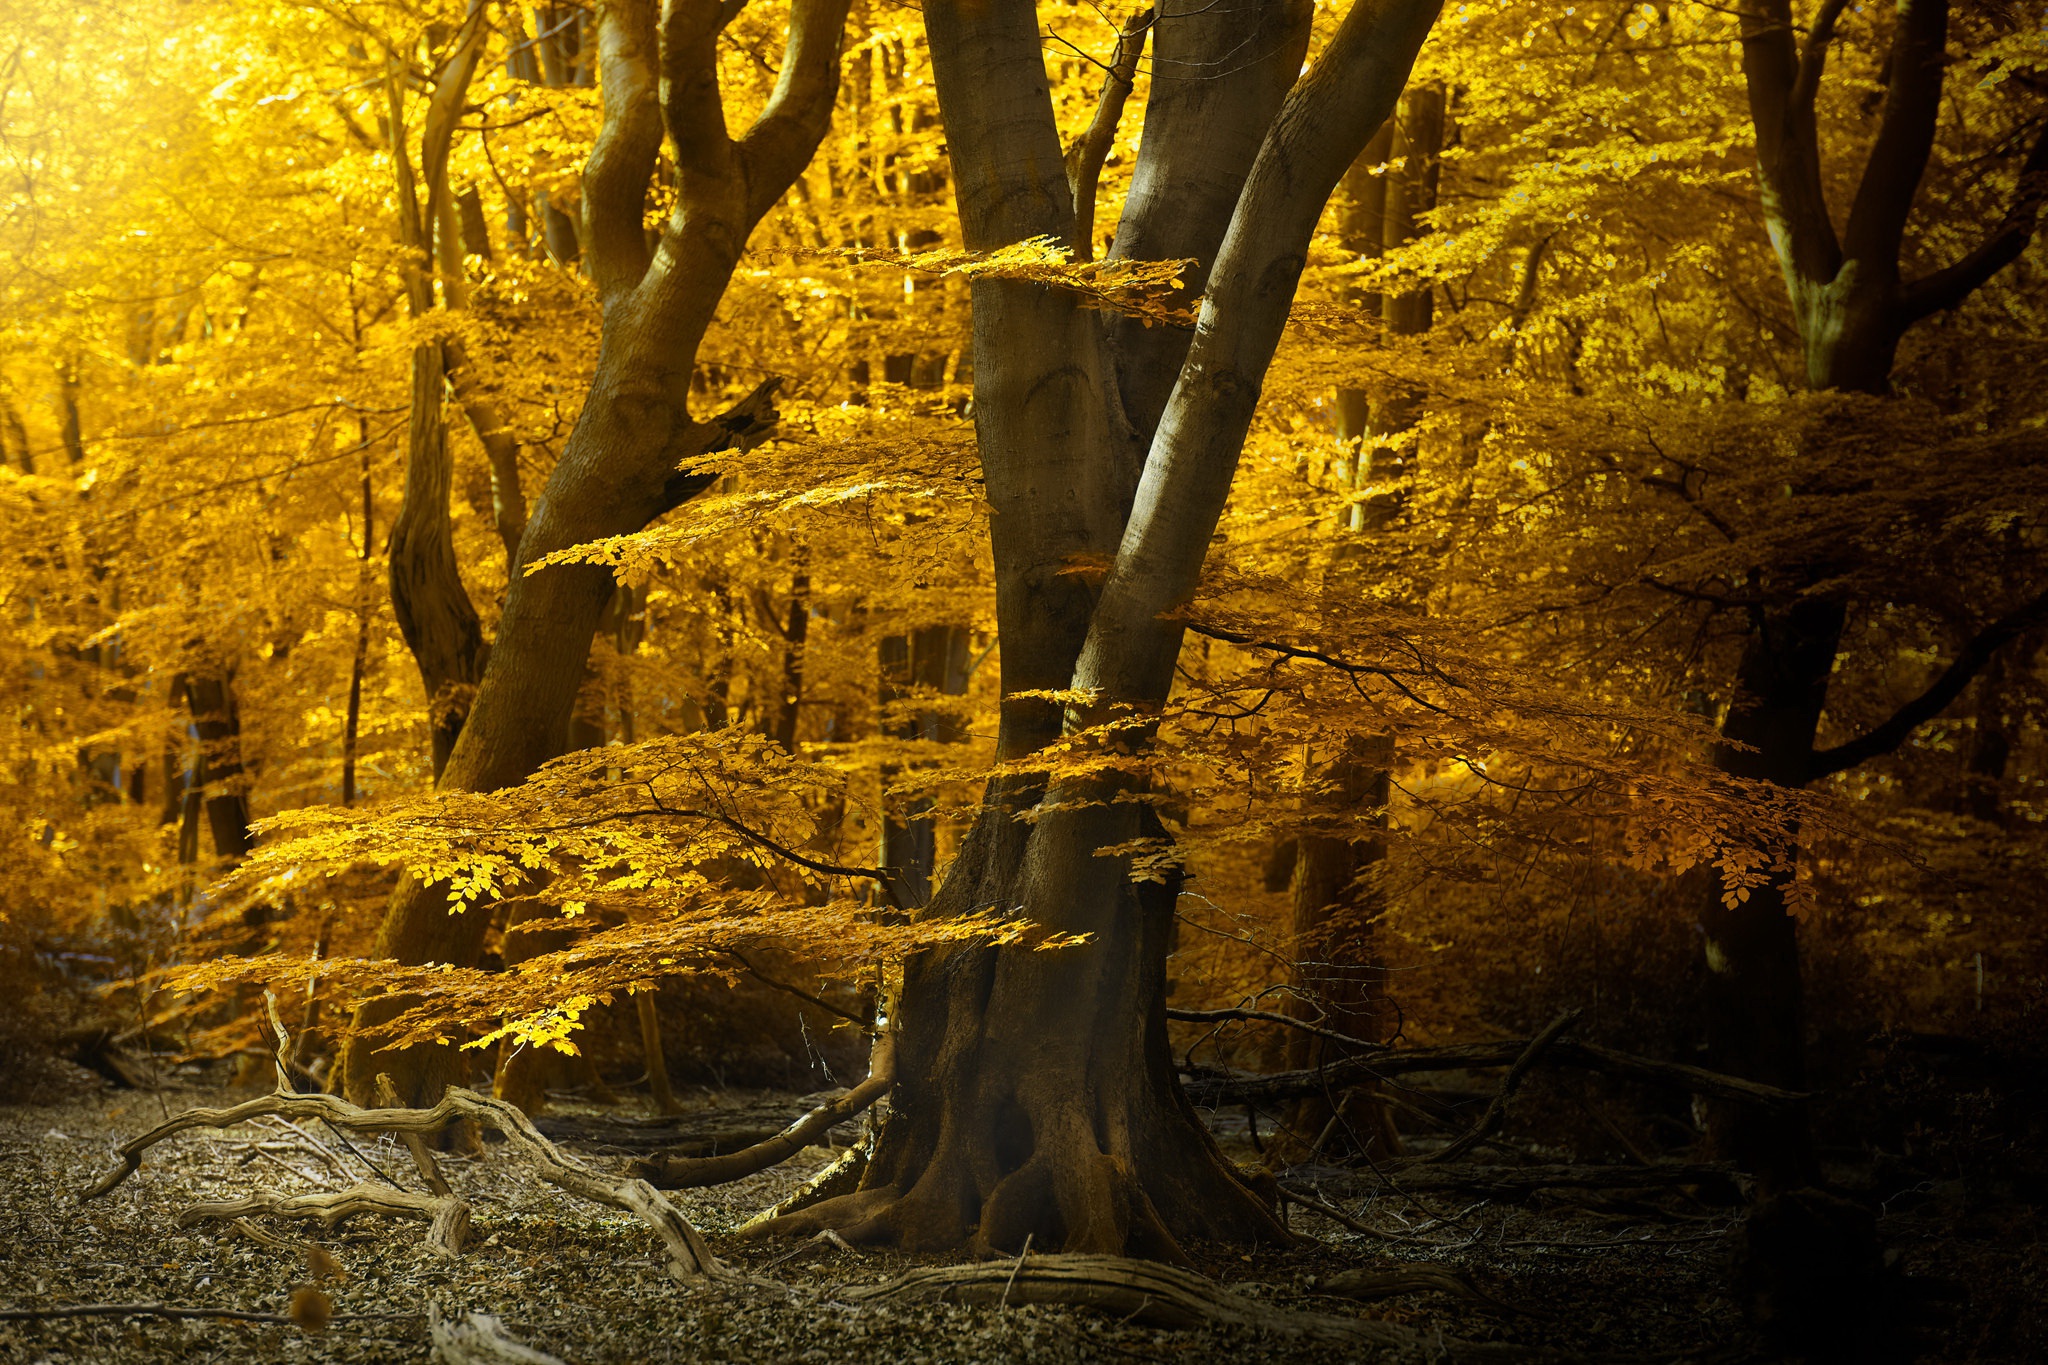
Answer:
[1699,597,1844,1190]
[341,0,855,1107]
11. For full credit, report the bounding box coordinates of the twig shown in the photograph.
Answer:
[1422,1009,1577,1164]
[1001,1232,1034,1307]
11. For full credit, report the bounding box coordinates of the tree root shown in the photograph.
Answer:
[629,1052,891,1190]
[178,1183,470,1256]
[80,1086,726,1281]
[843,1253,1540,1360]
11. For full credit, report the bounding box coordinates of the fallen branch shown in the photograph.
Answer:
[1382,1161,1739,1201]
[1320,1263,1548,1320]
[0,1302,417,1326]
[79,1087,725,1281]
[1424,1010,1577,1164]
[428,1304,567,1365]
[843,1253,1531,1359]
[1183,1037,1805,1109]
[631,1036,892,1190]
[178,1183,470,1256]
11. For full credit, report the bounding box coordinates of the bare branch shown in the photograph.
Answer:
[1787,0,1850,117]
[1901,121,2048,321]
[1806,585,2048,781]
[737,0,857,222]
[1065,8,1155,261]
[1841,0,1948,274]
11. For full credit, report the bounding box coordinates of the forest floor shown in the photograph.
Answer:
[0,1062,2039,1364]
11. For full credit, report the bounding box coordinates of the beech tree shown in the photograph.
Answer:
[758,0,1445,1256]
[1697,0,2048,1185]
[342,0,855,1105]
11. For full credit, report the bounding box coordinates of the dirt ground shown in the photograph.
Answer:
[0,1061,2038,1364]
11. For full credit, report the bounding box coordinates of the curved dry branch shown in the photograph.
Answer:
[178,1184,470,1257]
[631,1039,892,1189]
[79,1087,726,1282]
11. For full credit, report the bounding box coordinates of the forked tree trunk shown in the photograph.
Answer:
[1709,0,2048,1185]
[342,0,854,1107]
[769,0,1443,1255]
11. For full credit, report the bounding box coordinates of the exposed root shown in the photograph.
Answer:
[630,1043,892,1190]
[178,1183,470,1256]
[843,1253,1539,1360]
[79,1084,725,1280]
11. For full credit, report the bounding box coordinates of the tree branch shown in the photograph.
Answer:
[1065,8,1154,261]
[1901,120,2048,321]
[584,0,664,304]
[1806,584,2048,781]
[1738,0,1841,284]
[1788,0,1850,117]
[1841,0,1948,273]
[737,0,855,222]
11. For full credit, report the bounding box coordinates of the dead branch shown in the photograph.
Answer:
[178,1183,470,1256]
[374,1072,455,1197]
[631,1035,892,1189]
[844,1253,1530,1359]
[79,1086,726,1281]
[1384,1161,1741,1201]
[428,1304,568,1365]
[1183,1035,1806,1109]
[0,1302,416,1326]
[1424,1009,1578,1164]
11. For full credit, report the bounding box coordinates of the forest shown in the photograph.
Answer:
[1,0,2044,1360]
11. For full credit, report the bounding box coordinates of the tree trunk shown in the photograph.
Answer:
[341,0,854,1107]
[765,0,1442,1254]
[1698,597,1843,1190]
[186,675,255,862]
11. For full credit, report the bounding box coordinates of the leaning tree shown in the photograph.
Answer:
[340,0,854,1105]
[762,0,1444,1257]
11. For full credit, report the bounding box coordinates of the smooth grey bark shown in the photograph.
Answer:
[343,0,855,1108]
[768,0,1443,1257]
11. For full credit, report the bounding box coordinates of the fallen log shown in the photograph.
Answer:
[1181,1038,1805,1109]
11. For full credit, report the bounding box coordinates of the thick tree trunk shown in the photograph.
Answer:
[765,0,1441,1254]
[774,801,1283,1257]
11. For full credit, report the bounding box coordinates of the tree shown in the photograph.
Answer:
[340,0,856,1106]
[1697,0,2048,1185]
[764,0,1445,1257]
